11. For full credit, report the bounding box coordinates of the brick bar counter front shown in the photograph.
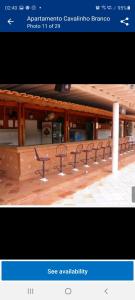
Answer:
[0,140,108,181]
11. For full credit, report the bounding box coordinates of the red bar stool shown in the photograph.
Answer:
[34,147,50,182]
[101,140,109,162]
[131,139,135,151]
[82,143,94,168]
[70,144,83,171]
[56,144,67,176]
[119,139,123,156]
[128,137,134,152]
[93,141,103,164]
[127,138,133,152]
[119,138,125,155]
[123,137,129,154]
[130,137,134,151]
[107,139,112,159]
[127,136,134,152]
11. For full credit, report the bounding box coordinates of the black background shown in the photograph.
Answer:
[0,32,134,83]
[0,208,135,259]
[0,32,135,260]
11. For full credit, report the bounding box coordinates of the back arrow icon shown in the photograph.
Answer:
[104,288,109,295]
[7,18,14,25]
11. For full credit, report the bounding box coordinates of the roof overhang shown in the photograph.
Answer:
[0,89,135,121]
[0,84,135,114]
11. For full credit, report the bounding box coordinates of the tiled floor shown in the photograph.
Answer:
[0,151,135,206]
[54,162,135,207]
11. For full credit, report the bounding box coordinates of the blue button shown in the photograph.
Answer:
[2,261,134,281]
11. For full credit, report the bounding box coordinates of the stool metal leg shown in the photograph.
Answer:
[84,151,89,168]
[73,153,79,171]
[94,149,99,164]
[123,143,127,154]
[127,142,131,153]
[128,142,134,152]
[102,147,107,162]
[120,144,123,156]
[40,161,48,182]
[58,157,66,176]
[109,146,112,159]
[131,142,134,151]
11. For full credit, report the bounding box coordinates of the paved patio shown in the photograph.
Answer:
[0,151,135,206]
[54,161,135,207]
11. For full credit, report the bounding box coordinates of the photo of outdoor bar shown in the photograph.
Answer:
[0,84,135,206]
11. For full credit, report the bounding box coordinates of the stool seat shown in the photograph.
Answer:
[38,157,50,161]
[56,153,66,158]
[70,150,81,155]
[82,149,91,153]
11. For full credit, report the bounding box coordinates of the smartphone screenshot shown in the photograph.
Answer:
[0,0,134,300]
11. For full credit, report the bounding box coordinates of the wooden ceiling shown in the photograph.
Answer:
[0,84,135,114]
[74,84,135,111]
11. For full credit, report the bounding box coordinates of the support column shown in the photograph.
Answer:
[120,120,124,138]
[64,111,69,143]
[121,120,124,138]
[93,118,98,140]
[3,106,8,128]
[18,103,25,146]
[131,122,134,137]
[112,102,119,174]
[124,121,127,137]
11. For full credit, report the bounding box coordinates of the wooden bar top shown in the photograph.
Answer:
[0,138,111,151]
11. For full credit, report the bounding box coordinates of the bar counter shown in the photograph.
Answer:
[0,139,110,181]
